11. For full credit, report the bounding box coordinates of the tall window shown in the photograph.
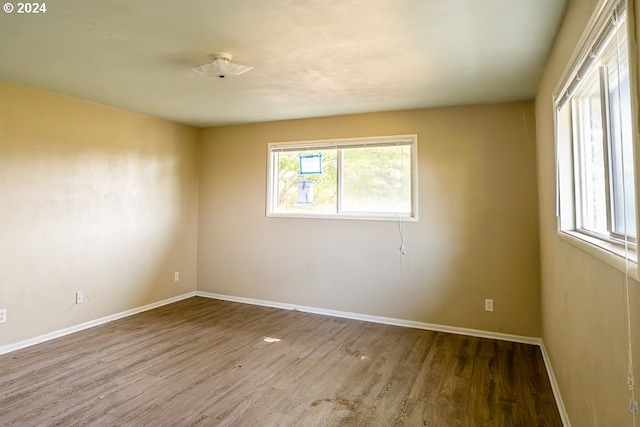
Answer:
[267,135,418,220]
[556,0,637,249]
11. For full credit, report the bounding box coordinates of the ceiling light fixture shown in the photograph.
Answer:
[192,52,253,79]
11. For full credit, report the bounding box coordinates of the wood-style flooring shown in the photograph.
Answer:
[0,297,562,426]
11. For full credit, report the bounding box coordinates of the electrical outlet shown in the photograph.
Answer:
[76,291,84,304]
[174,272,179,282]
[0,309,6,323]
[485,299,494,312]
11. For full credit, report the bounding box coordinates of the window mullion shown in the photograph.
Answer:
[271,152,280,213]
[568,107,579,231]
[554,0,637,256]
[267,134,417,220]
[336,148,343,214]
[571,100,585,230]
[600,66,615,237]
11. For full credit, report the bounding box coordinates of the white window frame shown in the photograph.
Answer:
[266,134,418,221]
[554,0,640,269]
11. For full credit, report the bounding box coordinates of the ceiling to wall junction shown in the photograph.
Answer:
[0,0,567,127]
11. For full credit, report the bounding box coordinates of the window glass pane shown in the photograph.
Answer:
[341,145,411,214]
[555,4,637,250]
[608,68,636,238]
[268,135,417,220]
[575,72,608,235]
[275,150,337,214]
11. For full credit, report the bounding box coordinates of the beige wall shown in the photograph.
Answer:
[1,82,542,349]
[535,1,640,425]
[198,102,541,337]
[0,81,200,347]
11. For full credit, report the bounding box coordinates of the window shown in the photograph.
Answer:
[555,0,637,253]
[267,135,418,220]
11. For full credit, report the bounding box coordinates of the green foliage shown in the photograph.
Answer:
[342,145,411,213]
[276,145,411,214]
[277,150,337,213]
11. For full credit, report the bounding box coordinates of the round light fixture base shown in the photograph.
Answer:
[192,52,253,78]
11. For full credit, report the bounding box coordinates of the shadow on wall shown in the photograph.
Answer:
[196,102,540,337]
[418,104,540,334]
[0,93,199,346]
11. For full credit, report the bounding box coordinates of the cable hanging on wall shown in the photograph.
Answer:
[398,220,406,278]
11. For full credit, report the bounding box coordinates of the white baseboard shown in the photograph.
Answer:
[1,290,569,427]
[540,342,572,427]
[195,291,541,344]
[195,291,569,426]
[0,291,196,356]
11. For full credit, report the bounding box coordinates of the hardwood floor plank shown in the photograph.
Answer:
[0,297,562,426]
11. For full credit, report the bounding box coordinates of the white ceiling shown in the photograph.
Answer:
[0,0,567,127]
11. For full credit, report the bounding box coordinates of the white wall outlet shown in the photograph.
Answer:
[485,298,494,312]
[174,271,179,282]
[0,309,6,323]
[76,291,84,304]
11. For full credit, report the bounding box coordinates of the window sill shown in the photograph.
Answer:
[266,212,418,222]
[558,230,638,281]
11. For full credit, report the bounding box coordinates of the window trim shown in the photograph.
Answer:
[553,0,640,273]
[266,134,419,221]
[558,230,639,281]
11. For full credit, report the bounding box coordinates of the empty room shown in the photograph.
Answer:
[1,0,639,426]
